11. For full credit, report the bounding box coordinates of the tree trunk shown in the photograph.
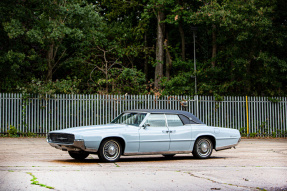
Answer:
[211,24,216,68]
[154,10,165,89]
[231,61,235,93]
[105,61,108,93]
[179,22,185,61]
[164,38,172,81]
[46,44,54,81]
[245,51,254,95]
[144,34,148,82]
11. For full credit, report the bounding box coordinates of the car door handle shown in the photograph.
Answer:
[162,130,169,133]
[169,130,176,133]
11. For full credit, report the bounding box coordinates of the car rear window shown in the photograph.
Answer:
[166,115,183,127]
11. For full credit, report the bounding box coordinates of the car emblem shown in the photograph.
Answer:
[58,137,67,140]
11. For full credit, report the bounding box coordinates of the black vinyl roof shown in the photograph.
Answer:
[123,109,204,124]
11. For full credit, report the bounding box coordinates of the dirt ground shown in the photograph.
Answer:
[0,138,286,191]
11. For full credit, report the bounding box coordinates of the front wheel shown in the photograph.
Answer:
[192,137,213,159]
[68,151,89,160]
[98,139,122,162]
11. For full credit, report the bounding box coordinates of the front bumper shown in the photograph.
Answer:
[48,139,98,153]
[48,139,86,151]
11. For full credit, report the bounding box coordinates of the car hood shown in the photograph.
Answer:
[49,124,134,135]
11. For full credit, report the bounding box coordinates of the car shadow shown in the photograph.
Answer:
[51,155,227,164]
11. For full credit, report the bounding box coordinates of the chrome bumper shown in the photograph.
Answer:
[216,137,241,151]
[48,139,86,151]
[48,140,98,152]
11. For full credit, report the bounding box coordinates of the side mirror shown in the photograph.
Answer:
[143,123,150,129]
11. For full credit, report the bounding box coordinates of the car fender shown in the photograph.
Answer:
[190,133,217,151]
[100,134,127,145]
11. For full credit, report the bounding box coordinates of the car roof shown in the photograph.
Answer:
[123,109,204,124]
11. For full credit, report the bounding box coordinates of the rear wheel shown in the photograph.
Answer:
[192,137,213,159]
[68,151,89,160]
[98,139,121,162]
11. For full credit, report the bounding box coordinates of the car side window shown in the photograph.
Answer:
[145,114,166,127]
[166,115,184,127]
[178,114,190,124]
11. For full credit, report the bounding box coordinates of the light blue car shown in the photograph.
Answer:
[47,109,241,162]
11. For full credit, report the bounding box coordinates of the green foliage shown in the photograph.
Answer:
[5,125,38,137]
[214,94,223,101]
[239,127,247,134]
[21,132,37,138]
[239,123,286,137]
[101,68,146,94]
[0,0,286,96]
[7,125,19,137]
[17,77,81,96]
[161,71,193,95]
[267,97,281,103]
[249,132,257,138]
[1,0,104,89]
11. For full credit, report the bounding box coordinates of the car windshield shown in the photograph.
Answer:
[110,113,147,126]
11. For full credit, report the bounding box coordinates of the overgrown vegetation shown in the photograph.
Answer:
[1,125,38,137]
[7,125,18,137]
[239,126,287,138]
[0,0,286,96]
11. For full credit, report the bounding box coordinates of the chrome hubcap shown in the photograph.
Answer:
[197,138,212,157]
[108,145,116,155]
[103,140,120,160]
[200,143,208,153]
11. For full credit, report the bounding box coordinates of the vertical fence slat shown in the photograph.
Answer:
[5,93,8,132]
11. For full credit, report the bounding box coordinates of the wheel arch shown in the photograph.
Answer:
[99,136,126,154]
[194,135,216,150]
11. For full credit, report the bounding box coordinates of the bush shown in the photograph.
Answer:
[7,126,19,137]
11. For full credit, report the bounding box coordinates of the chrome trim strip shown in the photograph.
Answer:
[124,151,191,156]
[85,148,98,152]
[49,140,98,153]
[138,140,171,143]
[214,137,240,140]
[184,124,205,125]
[216,143,238,151]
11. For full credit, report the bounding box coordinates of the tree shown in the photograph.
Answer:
[3,0,103,82]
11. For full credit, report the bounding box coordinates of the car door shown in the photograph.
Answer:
[166,114,192,151]
[139,114,170,152]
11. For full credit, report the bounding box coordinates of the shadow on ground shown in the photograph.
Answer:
[50,155,227,164]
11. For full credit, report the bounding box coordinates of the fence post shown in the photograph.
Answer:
[246,96,249,136]
[196,95,199,117]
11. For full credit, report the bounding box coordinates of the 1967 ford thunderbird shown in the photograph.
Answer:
[47,109,241,162]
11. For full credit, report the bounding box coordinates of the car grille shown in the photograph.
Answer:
[49,133,74,144]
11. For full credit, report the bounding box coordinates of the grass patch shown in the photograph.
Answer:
[256,187,267,191]
[26,172,54,189]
